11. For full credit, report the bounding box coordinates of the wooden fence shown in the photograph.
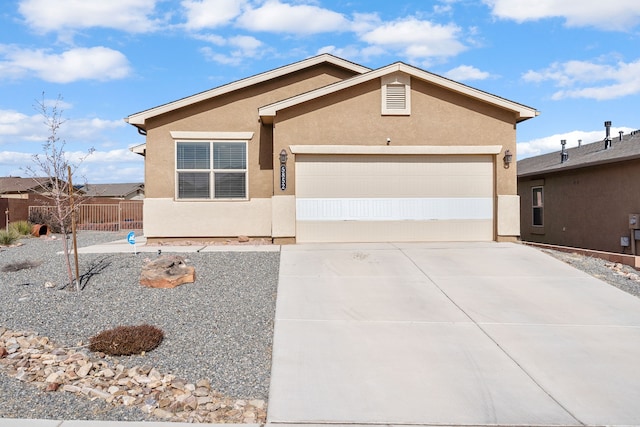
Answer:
[29,201,143,231]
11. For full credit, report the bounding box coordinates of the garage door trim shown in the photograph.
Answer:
[290,144,503,155]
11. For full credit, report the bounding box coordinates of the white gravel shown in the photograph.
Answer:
[2,234,639,422]
[0,231,279,421]
[539,247,640,298]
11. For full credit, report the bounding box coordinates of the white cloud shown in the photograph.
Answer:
[0,151,32,166]
[18,0,165,33]
[444,65,492,81]
[230,35,262,51]
[237,0,350,34]
[75,148,140,164]
[350,12,382,34]
[0,108,126,147]
[484,0,640,30]
[0,109,44,143]
[517,127,635,159]
[182,0,246,30]
[0,46,131,83]
[523,58,640,100]
[73,149,144,183]
[192,33,227,45]
[0,110,31,137]
[64,118,127,141]
[0,148,143,183]
[199,35,264,65]
[359,17,466,62]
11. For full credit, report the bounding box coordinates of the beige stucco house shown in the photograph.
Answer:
[126,54,538,243]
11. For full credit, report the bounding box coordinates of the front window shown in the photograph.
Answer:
[176,141,247,199]
[532,186,543,226]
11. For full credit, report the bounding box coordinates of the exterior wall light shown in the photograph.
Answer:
[503,149,513,168]
[279,149,288,164]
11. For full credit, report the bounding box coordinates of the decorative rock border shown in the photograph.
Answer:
[0,328,267,423]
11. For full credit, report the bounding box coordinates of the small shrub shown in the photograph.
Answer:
[9,220,32,236]
[89,324,164,356]
[1,260,42,272]
[28,209,51,226]
[0,230,19,246]
[28,210,72,234]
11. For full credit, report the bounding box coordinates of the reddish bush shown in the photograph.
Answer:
[89,324,164,356]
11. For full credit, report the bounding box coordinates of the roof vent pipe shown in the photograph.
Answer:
[619,130,624,141]
[578,139,582,147]
[560,139,568,163]
[605,120,612,149]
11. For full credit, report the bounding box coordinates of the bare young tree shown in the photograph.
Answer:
[26,93,94,291]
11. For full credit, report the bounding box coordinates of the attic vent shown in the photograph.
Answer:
[382,73,411,115]
[386,85,406,110]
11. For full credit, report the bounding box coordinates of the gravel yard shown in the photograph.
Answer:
[1,234,640,422]
[0,231,279,422]
[539,247,640,298]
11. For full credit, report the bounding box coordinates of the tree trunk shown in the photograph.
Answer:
[57,201,76,291]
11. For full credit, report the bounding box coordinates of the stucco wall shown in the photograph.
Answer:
[144,198,272,238]
[143,64,358,201]
[140,64,526,241]
[271,76,519,241]
[518,159,640,253]
[271,77,518,198]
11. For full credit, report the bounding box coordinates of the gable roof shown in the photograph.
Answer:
[0,177,51,194]
[79,183,144,198]
[259,61,538,123]
[125,54,370,128]
[518,130,640,178]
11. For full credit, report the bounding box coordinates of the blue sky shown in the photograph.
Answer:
[1,0,639,183]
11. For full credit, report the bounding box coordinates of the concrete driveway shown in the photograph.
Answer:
[267,242,640,426]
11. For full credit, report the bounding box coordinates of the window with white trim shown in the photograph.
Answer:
[532,186,543,226]
[176,141,247,199]
[382,73,411,115]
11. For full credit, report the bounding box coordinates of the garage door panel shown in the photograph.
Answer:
[297,198,492,221]
[298,175,493,198]
[295,154,494,242]
[297,220,493,243]
[296,155,493,199]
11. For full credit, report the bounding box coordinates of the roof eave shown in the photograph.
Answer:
[259,61,539,121]
[129,143,146,157]
[518,152,640,178]
[125,54,371,127]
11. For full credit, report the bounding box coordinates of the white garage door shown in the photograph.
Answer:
[295,154,494,243]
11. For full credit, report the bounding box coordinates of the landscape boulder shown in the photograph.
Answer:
[140,255,195,289]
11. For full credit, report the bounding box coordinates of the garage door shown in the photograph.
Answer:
[295,154,494,242]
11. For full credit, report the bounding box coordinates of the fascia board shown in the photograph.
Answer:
[129,143,146,156]
[126,54,370,126]
[518,153,640,178]
[260,62,538,121]
[289,145,503,155]
[259,64,402,117]
[397,63,538,121]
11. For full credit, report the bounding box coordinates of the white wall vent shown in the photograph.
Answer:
[382,73,411,115]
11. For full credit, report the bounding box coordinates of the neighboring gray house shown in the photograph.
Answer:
[518,124,640,254]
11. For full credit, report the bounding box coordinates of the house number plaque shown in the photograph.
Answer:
[280,164,287,190]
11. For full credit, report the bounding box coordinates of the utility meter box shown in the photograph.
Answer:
[630,214,640,229]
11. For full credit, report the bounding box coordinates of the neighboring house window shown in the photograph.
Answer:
[381,73,411,115]
[532,186,543,226]
[176,141,247,199]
